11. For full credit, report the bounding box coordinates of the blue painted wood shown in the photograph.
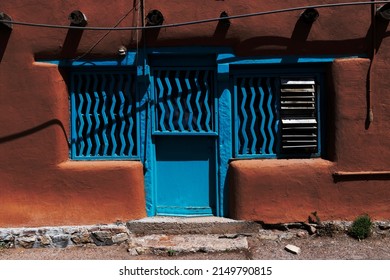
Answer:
[155,136,216,216]
[266,78,276,154]
[258,78,267,154]
[57,48,342,217]
[235,76,279,157]
[233,70,323,158]
[153,68,215,134]
[70,70,138,159]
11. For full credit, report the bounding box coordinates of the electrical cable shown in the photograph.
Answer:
[367,0,376,126]
[74,6,137,60]
[1,1,389,31]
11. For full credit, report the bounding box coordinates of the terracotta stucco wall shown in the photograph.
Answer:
[229,57,390,223]
[0,1,146,227]
[1,0,390,226]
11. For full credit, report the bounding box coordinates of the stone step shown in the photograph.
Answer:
[126,216,260,235]
[128,233,249,255]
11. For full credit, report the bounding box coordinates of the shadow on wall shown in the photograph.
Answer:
[60,28,85,59]
[0,25,12,62]
[140,7,390,57]
[236,12,390,57]
[0,119,69,147]
[333,172,390,183]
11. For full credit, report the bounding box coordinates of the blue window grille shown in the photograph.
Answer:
[152,68,216,135]
[70,69,139,159]
[233,73,321,158]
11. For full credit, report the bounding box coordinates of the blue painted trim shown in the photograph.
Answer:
[52,46,367,218]
[70,73,77,159]
[217,54,367,65]
[145,46,233,55]
[152,132,218,136]
[38,52,138,67]
[156,206,214,216]
[232,69,323,159]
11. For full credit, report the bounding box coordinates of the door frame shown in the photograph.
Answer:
[139,48,234,217]
[149,65,220,216]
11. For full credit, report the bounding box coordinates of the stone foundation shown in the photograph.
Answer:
[0,223,130,249]
[1,220,389,250]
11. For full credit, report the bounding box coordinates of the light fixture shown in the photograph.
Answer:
[146,10,164,26]
[0,12,13,30]
[376,3,390,21]
[300,8,319,23]
[118,46,127,56]
[68,10,88,26]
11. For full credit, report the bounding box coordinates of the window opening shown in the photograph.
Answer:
[234,72,321,158]
[70,69,139,159]
[153,68,216,134]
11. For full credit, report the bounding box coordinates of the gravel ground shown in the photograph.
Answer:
[1,231,389,260]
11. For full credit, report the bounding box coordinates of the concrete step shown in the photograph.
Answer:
[126,216,260,236]
[128,233,249,255]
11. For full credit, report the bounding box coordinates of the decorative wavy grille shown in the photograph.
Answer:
[153,69,215,133]
[70,71,138,159]
[235,75,319,157]
[235,77,279,156]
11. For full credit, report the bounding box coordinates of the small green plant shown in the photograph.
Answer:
[167,248,176,256]
[348,214,373,240]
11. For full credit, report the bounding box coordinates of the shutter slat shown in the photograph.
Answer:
[280,77,318,154]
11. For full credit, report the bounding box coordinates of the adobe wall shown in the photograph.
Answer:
[0,0,389,226]
[229,58,390,223]
[0,1,146,227]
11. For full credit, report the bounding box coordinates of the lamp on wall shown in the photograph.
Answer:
[376,3,390,21]
[68,10,88,26]
[0,12,13,30]
[146,10,164,26]
[300,8,319,24]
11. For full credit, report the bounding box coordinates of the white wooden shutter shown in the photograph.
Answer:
[280,77,318,153]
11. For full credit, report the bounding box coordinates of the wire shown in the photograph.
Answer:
[74,6,137,60]
[1,1,389,31]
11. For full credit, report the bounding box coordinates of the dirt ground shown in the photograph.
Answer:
[1,231,389,260]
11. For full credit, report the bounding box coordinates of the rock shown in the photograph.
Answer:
[296,231,307,238]
[71,231,93,245]
[278,232,295,240]
[0,234,14,242]
[0,234,15,248]
[21,229,37,236]
[112,233,128,244]
[17,236,36,248]
[110,226,128,234]
[50,235,70,248]
[127,248,139,256]
[91,231,113,246]
[285,244,301,254]
[308,225,317,235]
[92,231,112,241]
[135,247,151,255]
[303,223,317,235]
[38,235,52,246]
[378,222,390,230]
[258,233,279,241]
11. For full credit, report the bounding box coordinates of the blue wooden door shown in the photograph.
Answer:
[152,68,217,216]
[155,136,216,216]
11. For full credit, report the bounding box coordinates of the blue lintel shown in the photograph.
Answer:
[36,52,138,67]
[37,48,367,70]
[216,54,367,65]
